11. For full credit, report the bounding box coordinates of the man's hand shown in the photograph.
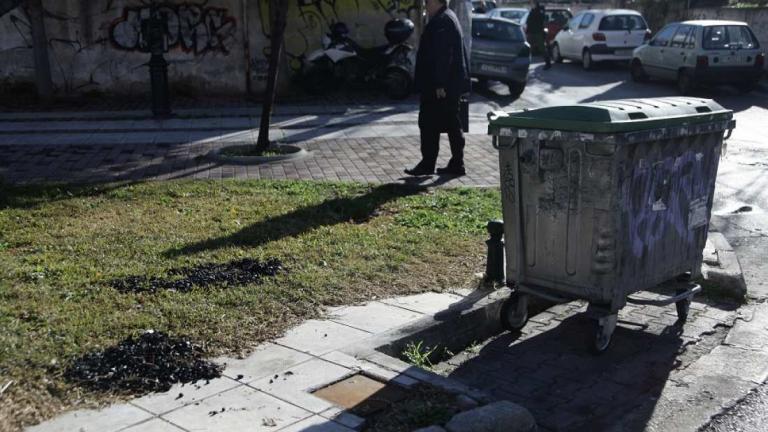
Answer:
[436,88,447,99]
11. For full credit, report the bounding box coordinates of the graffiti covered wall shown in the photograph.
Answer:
[0,0,246,96]
[249,0,420,86]
[0,0,422,96]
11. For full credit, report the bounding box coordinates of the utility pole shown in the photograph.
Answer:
[26,0,53,104]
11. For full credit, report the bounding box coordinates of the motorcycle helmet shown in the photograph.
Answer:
[385,18,415,45]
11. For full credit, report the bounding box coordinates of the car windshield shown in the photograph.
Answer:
[702,25,760,50]
[499,10,525,21]
[598,15,648,31]
[547,10,572,26]
[472,20,525,41]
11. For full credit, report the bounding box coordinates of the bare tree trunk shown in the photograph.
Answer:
[26,0,53,103]
[255,0,289,151]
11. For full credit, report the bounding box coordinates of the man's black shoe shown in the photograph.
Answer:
[543,63,552,70]
[436,165,466,176]
[404,166,434,176]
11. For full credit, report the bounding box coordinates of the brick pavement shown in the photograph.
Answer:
[432,290,742,432]
[0,135,501,187]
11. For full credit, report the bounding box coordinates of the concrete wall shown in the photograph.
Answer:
[0,0,420,97]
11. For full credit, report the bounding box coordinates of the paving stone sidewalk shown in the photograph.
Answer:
[431,289,761,432]
[0,135,500,187]
[26,290,475,432]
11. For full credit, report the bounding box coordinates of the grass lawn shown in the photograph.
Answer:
[0,179,501,431]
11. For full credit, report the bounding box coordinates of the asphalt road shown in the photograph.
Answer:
[476,60,768,430]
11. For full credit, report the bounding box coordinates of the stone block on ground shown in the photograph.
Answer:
[701,232,747,301]
[445,401,536,432]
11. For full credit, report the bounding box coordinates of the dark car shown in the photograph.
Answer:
[521,7,573,43]
[470,17,531,96]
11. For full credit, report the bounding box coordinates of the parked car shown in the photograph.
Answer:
[470,17,531,96]
[520,7,573,43]
[631,20,765,94]
[487,7,528,23]
[552,9,650,70]
[472,0,497,15]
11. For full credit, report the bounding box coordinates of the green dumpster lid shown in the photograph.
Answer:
[488,97,733,134]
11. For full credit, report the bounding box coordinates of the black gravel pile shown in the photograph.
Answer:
[111,258,283,293]
[64,331,222,393]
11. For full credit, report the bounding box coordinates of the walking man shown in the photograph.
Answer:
[405,0,470,177]
[528,0,551,70]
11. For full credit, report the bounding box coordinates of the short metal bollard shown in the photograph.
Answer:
[485,220,505,284]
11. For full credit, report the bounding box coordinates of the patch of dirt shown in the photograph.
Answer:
[363,384,467,432]
[111,258,283,293]
[64,330,222,393]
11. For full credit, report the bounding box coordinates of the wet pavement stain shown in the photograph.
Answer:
[64,330,222,393]
[110,258,283,293]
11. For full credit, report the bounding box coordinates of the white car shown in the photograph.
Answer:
[486,7,527,23]
[631,20,765,94]
[552,9,651,70]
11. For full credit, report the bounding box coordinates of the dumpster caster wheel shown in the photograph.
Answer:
[589,314,617,355]
[501,293,529,332]
[676,289,691,323]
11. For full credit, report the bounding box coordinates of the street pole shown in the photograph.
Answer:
[26,0,53,104]
[142,7,171,118]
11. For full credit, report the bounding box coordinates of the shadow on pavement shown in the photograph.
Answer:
[164,183,425,257]
[446,311,687,431]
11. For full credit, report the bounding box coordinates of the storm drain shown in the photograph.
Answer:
[312,374,410,416]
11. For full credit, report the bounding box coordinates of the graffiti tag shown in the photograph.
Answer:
[110,3,237,55]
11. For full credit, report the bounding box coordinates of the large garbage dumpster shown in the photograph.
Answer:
[488,97,735,353]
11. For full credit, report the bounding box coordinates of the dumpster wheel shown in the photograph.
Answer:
[500,292,529,332]
[589,314,617,355]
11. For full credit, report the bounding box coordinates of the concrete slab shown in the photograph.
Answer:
[130,376,241,415]
[381,292,466,315]
[162,386,311,432]
[320,351,419,388]
[219,342,313,384]
[25,404,152,432]
[678,345,768,385]
[121,418,187,432]
[328,302,423,333]
[725,304,768,351]
[248,358,352,394]
[278,415,355,432]
[276,320,371,356]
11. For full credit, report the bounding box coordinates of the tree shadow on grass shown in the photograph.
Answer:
[164,183,428,258]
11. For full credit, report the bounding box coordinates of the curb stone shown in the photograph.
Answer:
[701,232,748,301]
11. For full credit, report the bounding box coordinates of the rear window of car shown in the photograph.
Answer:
[472,20,525,41]
[702,25,760,50]
[500,10,525,21]
[598,15,648,31]
[547,10,572,26]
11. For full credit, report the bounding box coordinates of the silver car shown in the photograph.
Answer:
[471,17,531,96]
[631,20,765,94]
[486,7,527,23]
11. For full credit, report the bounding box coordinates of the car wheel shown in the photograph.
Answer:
[582,49,594,70]
[552,43,563,64]
[507,81,526,98]
[631,59,648,82]
[677,70,696,95]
